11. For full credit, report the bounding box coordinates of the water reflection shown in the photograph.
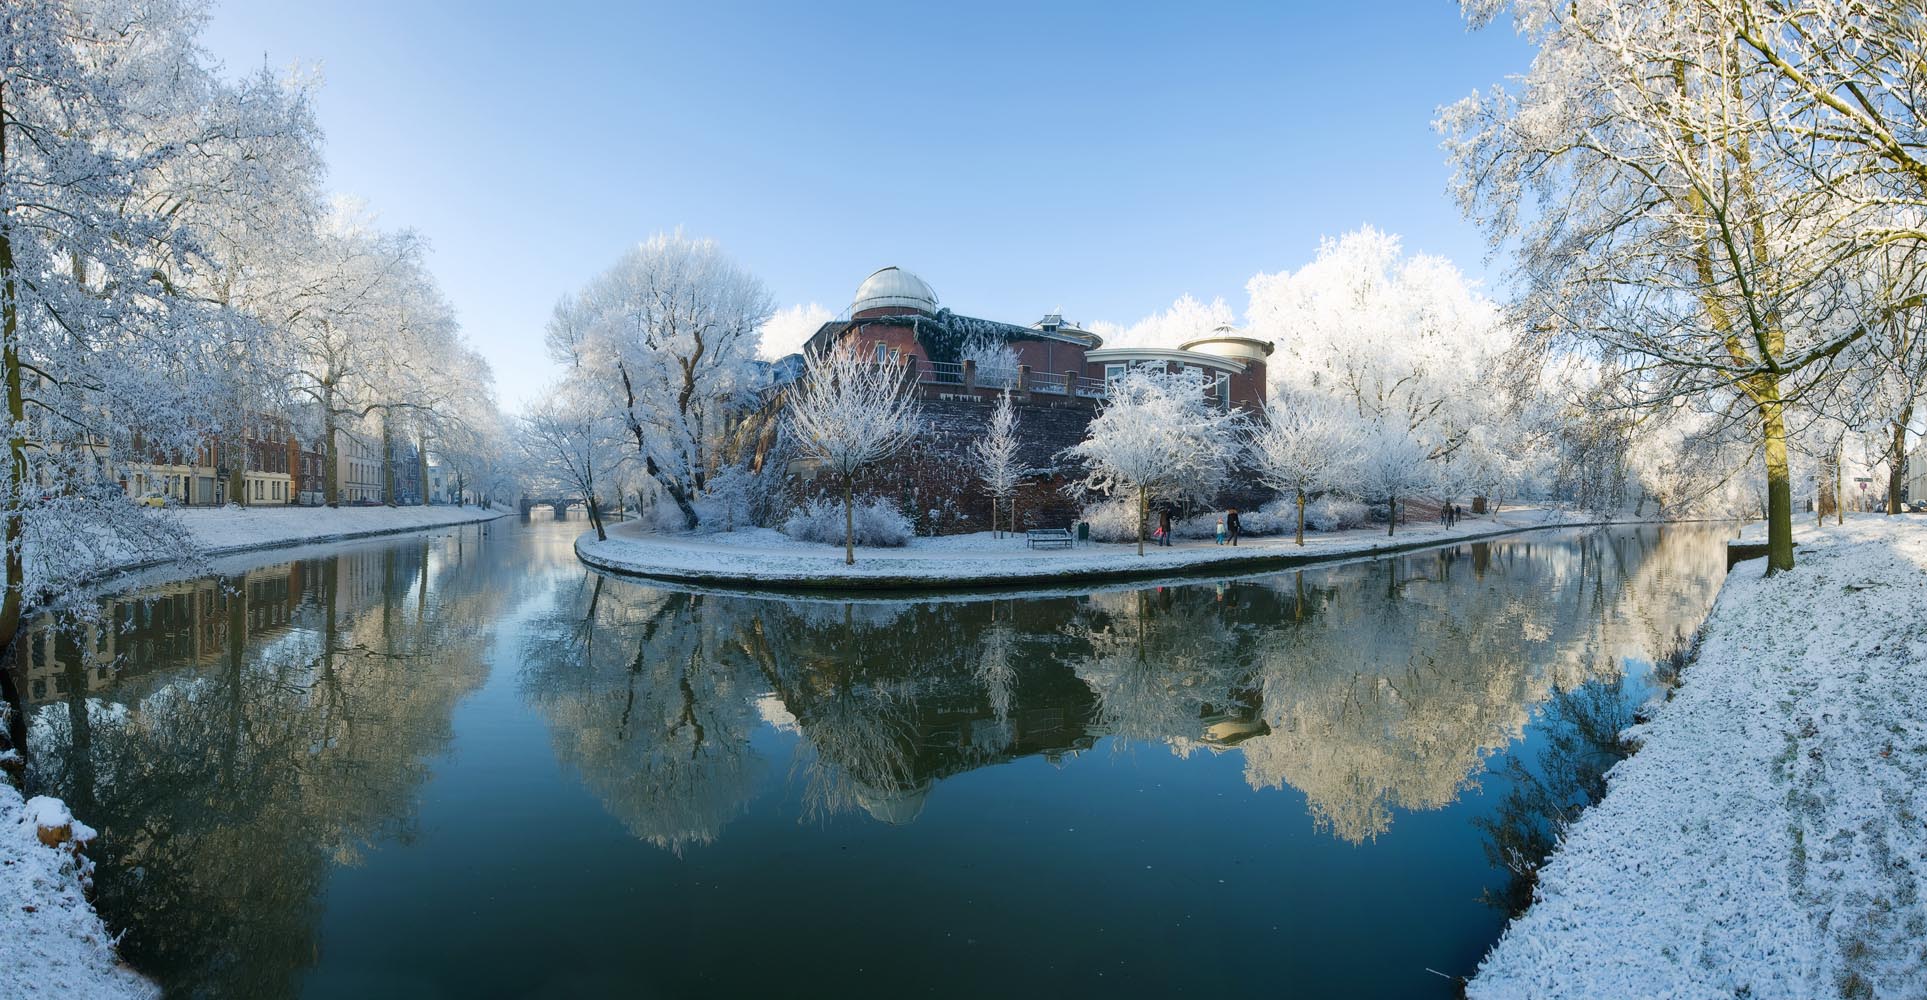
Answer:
[9,520,1733,997]
[18,531,514,997]
[529,524,1727,850]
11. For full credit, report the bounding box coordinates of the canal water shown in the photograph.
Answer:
[12,516,1734,998]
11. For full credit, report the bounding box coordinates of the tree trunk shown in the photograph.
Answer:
[418,431,431,506]
[0,96,24,656]
[1136,487,1147,556]
[381,408,396,506]
[588,495,606,542]
[227,434,247,508]
[843,478,855,566]
[1387,495,1397,537]
[1759,387,1795,574]
[1835,437,1845,525]
[1295,488,1306,546]
[1887,405,1911,515]
[323,386,340,508]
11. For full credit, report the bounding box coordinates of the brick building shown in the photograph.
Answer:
[787,267,1274,534]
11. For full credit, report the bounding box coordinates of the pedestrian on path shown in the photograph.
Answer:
[1227,508,1241,547]
[1215,516,1227,545]
[1157,507,1173,547]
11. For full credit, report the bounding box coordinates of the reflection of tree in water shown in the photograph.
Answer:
[521,582,767,852]
[1474,676,1637,917]
[1071,587,1260,755]
[20,534,510,998]
[527,525,1726,852]
[1236,527,1722,843]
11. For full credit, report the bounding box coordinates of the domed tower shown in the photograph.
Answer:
[1180,325,1275,410]
[850,266,940,319]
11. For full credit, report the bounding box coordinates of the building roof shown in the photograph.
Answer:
[851,266,940,316]
[1084,346,1248,373]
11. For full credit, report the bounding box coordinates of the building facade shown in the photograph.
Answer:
[784,267,1275,534]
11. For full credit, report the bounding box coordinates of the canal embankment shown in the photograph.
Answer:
[575,506,1644,592]
[1,783,157,999]
[1469,515,1927,999]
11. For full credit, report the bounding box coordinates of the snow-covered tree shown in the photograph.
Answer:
[0,0,318,648]
[1355,420,1435,537]
[1246,391,1365,545]
[785,344,922,565]
[971,391,1022,538]
[556,232,774,530]
[959,334,1021,389]
[1441,0,1894,573]
[1062,366,1246,555]
[1246,227,1508,462]
[520,387,624,541]
[1089,294,1238,349]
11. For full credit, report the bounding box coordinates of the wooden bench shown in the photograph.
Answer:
[1025,528,1073,550]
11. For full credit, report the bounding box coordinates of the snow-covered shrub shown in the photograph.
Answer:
[1078,496,1145,542]
[1170,506,1286,539]
[1305,497,1368,532]
[782,497,913,547]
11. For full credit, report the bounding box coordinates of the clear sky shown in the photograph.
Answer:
[200,1,1534,411]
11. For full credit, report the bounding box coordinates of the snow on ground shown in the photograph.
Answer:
[576,506,1616,588]
[169,503,506,556]
[1471,515,1927,1000]
[0,783,157,999]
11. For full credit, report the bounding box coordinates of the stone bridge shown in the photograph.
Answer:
[518,496,589,517]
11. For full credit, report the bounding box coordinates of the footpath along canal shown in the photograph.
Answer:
[10,514,1736,998]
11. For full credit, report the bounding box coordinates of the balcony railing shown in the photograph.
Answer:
[912,359,1110,400]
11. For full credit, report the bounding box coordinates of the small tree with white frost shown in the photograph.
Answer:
[1246,392,1365,545]
[972,391,1022,538]
[1062,366,1245,556]
[786,345,922,565]
[1355,420,1435,537]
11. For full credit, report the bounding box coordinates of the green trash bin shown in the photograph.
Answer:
[1076,521,1090,545]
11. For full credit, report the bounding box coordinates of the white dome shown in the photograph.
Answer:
[851,266,939,316]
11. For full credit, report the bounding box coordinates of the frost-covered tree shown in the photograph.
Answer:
[1246,391,1365,545]
[959,334,1021,389]
[520,387,624,541]
[1355,421,1435,537]
[971,391,1022,537]
[785,344,922,565]
[1089,294,1238,349]
[0,0,318,648]
[1063,366,1246,555]
[555,233,774,529]
[1246,227,1508,462]
[1440,0,1898,573]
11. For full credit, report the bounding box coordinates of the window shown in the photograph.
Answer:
[874,342,888,364]
[1104,363,1125,384]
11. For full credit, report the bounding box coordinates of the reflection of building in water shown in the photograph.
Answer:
[16,564,305,707]
[524,525,1730,852]
[18,530,506,998]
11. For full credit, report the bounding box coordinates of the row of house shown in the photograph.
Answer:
[116,418,450,507]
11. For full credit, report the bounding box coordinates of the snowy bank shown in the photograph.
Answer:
[0,783,157,999]
[1470,515,1927,999]
[575,507,1634,592]
[75,503,508,588]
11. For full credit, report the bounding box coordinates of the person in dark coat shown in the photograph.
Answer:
[1157,507,1173,547]
[1226,508,1241,546]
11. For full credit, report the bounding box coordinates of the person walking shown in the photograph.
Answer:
[1157,507,1173,547]
[1227,508,1242,547]
[1215,516,1227,545]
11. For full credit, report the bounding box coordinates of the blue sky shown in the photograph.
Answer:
[201,1,1533,410]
